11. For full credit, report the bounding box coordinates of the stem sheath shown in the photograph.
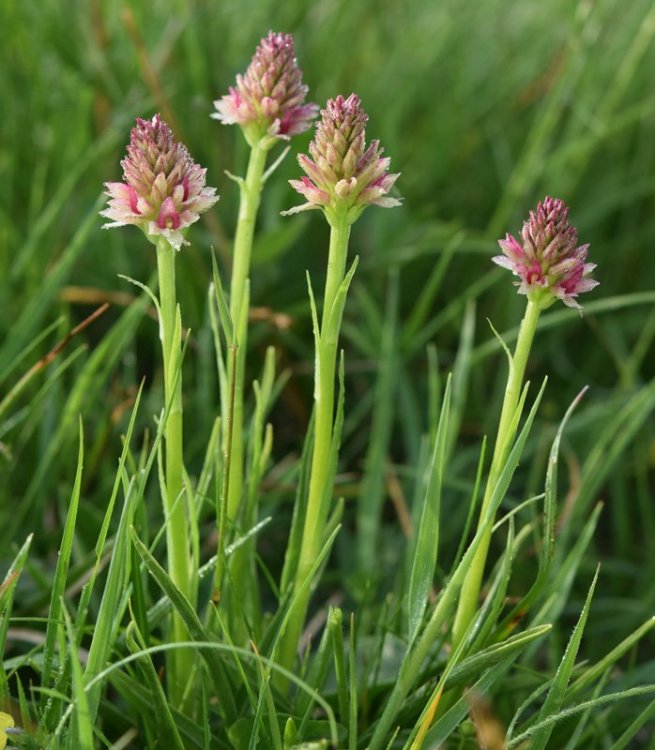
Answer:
[156,238,193,709]
[452,298,541,646]
[226,141,269,522]
[276,218,352,681]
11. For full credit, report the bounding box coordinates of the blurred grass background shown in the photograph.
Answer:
[1,0,655,699]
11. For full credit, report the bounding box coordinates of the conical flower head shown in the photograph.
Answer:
[101,115,218,250]
[493,196,598,310]
[212,32,318,145]
[285,93,401,224]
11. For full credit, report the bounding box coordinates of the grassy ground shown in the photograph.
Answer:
[1,0,655,747]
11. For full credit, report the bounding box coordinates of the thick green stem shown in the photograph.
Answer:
[156,238,193,709]
[367,300,541,750]
[452,298,541,647]
[226,140,269,522]
[275,218,351,682]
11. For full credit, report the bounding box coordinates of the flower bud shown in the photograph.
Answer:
[493,196,598,310]
[212,32,317,145]
[284,93,400,224]
[101,115,218,250]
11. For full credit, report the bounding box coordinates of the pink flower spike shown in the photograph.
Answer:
[284,93,401,224]
[494,196,598,311]
[212,32,318,146]
[101,114,219,250]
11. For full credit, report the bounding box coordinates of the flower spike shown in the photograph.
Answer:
[212,31,318,146]
[101,114,218,251]
[284,93,401,225]
[493,196,598,310]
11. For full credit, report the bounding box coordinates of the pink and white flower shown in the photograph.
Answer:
[284,93,401,224]
[493,196,598,310]
[212,32,317,144]
[101,114,218,250]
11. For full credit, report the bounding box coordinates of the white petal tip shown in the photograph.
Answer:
[281,203,321,216]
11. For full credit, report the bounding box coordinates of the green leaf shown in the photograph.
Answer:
[0,533,33,700]
[447,298,475,458]
[124,617,185,750]
[328,607,349,728]
[83,478,138,723]
[211,248,236,346]
[567,615,655,698]
[279,409,314,595]
[62,604,93,750]
[129,527,238,725]
[11,291,149,536]
[356,270,399,574]
[418,657,518,746]
[348,613,358,750]
[521,566,600,750]
[368,379,547,750]
[40,420,84,716]
[447,624,552,691]
[325,256,359,346]
[609,696,655,750]
[407,375,451,643]
[499,387,588,636]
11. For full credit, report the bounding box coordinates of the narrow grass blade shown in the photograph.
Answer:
[280,411,315,595]
[407,375,451,644]
[569,380,655,532]
[0,196,105,373]
[295,613,333,724]
[75,382,144,631]
[40,419,84,714]
[450,624,553,691]
[567,616,655,698]
[447,299,475,458]
[328,607,349,728]
[14,293,149,533]
[420,659,517,746]
[508,686,655,748]
[348,613,358,750]
[253,645,283,750]
[402,231,462,346]
[125,618,185,750]
[609,696,655,750]
[270,524,342,668]
[0,534,33,700]
[465,518,517,651]
[520,566,599,750]
[529,502,602,633]
[130,528,238,724]
[326,256,359,340]
[499,387,588,634]
[83,479,138,723]
[211,249,235,346]
[62,605,93,750]
[357,269,399,574]
[368,379,546,750]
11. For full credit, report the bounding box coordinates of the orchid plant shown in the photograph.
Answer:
[102,114,218,711]
[276,92,400,678]
[14,21,655,750]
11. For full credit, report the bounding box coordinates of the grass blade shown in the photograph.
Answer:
[407,375,451,643]
[40,419,84,717]
[517,566,600,750]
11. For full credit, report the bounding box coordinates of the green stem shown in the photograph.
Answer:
[226,140,269,522]
[452,298,541,647]
[275,218,352,682]
[367,300,541,750]
[155,238,193,710]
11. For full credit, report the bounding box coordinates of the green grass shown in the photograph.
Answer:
[1,0,655,747]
